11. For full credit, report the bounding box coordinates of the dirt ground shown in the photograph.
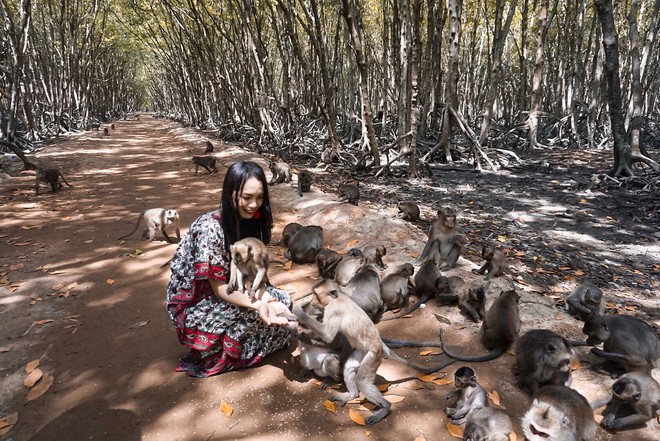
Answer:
[0,116,658,441]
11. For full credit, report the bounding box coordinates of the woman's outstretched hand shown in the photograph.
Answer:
[258,301,296,326]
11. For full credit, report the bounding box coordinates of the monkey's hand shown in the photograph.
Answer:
[601,414,616,430]
[448,234,466,245]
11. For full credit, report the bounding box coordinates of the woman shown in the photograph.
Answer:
[166,160,292,377]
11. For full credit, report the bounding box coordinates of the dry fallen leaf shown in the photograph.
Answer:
[34,319,54,326]
[24,368,43,388]
[488,390,501,406]
[0,346,10,353]
[106,279,115,285]
[384,395,405,404]
[219,400,233,417]
[571,358,581,370]
[431,378,454,386]
[129,320,150,329]
[419,349,433,356]
[447,422,464,438]
[509,432,518,441]
[348,408,366,426]
[84,239,94,244]
[25,359,40,373]
[365,429,372,437]
[26,374,54,402]
[376,383,390,392]
[344,239,359,249]
[324,399,336,414]
[418,373,439,382]
[0,412,19,436]
[414,436,426,441]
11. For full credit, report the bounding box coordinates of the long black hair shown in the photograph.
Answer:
[220,161,273,254]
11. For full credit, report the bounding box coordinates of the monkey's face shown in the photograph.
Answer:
[231,243,252,264]
[612,377,640,401]
[524,400,569,439]
[462,424,487,441]
[582,317,609,342]
[165,210,178,224]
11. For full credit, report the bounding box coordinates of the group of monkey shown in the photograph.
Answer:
[113,149,659,437]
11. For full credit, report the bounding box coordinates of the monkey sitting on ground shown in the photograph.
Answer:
[442,288,520,362]
[444,366,488,425]
[566,282,604,321]
[293,283,455,425]
[415,207,466,270]
[204,140,214,154]
[397,201,420,222]
[268,159,292,185]
[463,406,513,441]
[457,281,489,322]
[338,183,359,206]
[582,313,659,376]
[316,249,343,279]
[285,225,323,264]
[118,208,181,243]
[297,169,313,196]
[192,155,218,175]
[521,385,597,441]
[600,371,660,431]
[362,244,387,270]
[514,329,574,395]
[103,127,109,136]
[281,222,303,248]
[227,237,270,298]
[111,123,115,130]
[32,166,74,195]
[334,248,365,286]
[379,263,414,311]
[343,265,383,322]
[472,245,507,279]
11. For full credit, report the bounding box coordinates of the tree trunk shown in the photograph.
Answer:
[440,0,462,163]
[407,0,422,176]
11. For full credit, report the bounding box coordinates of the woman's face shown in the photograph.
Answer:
[235,176,264,219]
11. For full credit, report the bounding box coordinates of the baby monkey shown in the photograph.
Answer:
[566,282,604,321]
[297,169,313,196]
[227,237,270,298]
[338,183,359,205]
[463,407,512,441]
[397,201,420,222]
[445,366,488,425]
[472,245,506,279]
[601,371,660,431]
[192,155,218,175]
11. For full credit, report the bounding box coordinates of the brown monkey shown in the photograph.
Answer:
[566,282,604,321]
[227,237,270,298]
[103,127,109,136]
[297,169,313,196]
[285,225,323,264]
[379,263,414,311]
[334,249,365,286]
[281,222,303,247]
[472,245,507,279]
[397,201,420,222]
[316,249,343,279]
[521,385,598,441]
[33,167,74,195]
[457,281,489,322]
[463,406,513,441]
[582,313,659,375]
[111,123,115,130]
[362,244,387,270]
[204,140,214,154]
[343,265,383,322]
[297,330,347,388]
[268,160,292,185]
[444,366,488,425]
[118,208,180,242]
[416,207,466,270]
[601,371,660,431]
[338,183,359,205]
[192,155,218,175]
[515,330,574,395]
[442,288,520,362]
[293,284,455,425]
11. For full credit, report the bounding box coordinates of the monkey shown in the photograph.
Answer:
[416,207,466,270]
[284,225,323,264]
[600,371,660,431]
[111,123,115,130]
[379,263,414,311]
[316,249,343,279]
[33,167,74,195]
[268,159,292,185]
[471,245,507,280]
[444,366,488,425]
[362,244,387,270]
[463,406,513,441]
[334,249,365,286]
[88,122,100,131]
[281,222,303,248]
[441,288,520,362]
[566,282,604,321]
[582,313,659,375]
[397,201,420,222]
[457,281,488,322]
[192,155,218,175]
[297,169,313,196]
[227,237,270,298]
[297,331,346,389]
[514,329,574,395]
[118,208,181,243]
[338,183,359,205]
[103,127,109,136]
[381,260,457,321]
[343,265,383,322]
[521,385,598,441]
[292,283,456,425]
[136,115,140,121]
[204,140,214,154]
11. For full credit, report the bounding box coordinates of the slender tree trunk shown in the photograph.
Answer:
[396,0,411,152]
[407,0,422,176]
[440,0,462,163]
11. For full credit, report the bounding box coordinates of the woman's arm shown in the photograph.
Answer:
[209,279,288,325]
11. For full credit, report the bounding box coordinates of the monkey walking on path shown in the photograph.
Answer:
[118,208,181,243]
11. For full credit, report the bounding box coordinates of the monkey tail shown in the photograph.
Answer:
[382,338,443,349]
[59,172,74,187]
[383,344,455,374]
[440,329,505,362]
[380,294,431,321]
[118,211,146,240]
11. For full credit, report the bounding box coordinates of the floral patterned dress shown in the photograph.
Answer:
[166,211,292,377]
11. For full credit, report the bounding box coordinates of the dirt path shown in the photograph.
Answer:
[0,116,657,441]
